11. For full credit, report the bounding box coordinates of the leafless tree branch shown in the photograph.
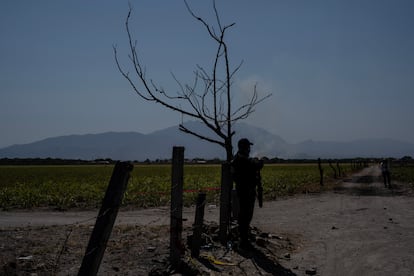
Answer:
[115,0,271,161]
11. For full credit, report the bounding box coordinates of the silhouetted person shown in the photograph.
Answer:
[380,159,391,188]
[231,138,263,250]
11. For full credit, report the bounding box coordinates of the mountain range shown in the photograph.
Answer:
[1,122,413,160]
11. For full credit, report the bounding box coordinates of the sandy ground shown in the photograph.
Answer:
[1,166,414,275]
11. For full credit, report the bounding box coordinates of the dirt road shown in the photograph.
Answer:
[1,165,413,275]
[253,166,414,275]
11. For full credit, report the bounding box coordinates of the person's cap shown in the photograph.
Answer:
[238,138,253,149]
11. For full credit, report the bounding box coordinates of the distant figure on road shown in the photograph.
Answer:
[231,138,263,250]
[380,159,391,188]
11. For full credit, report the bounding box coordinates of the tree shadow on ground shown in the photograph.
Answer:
[235,246,296,276]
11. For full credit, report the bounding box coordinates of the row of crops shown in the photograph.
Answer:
[1,163,411,210]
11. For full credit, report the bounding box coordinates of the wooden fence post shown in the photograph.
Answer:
[318,158,324,186]
[231,189,239,221]
[219,163,232,244]
[78,161,133,276]
[170,146,185,268]
[191,193,206,258]
[329,161,337,179]
[336,162,342,177]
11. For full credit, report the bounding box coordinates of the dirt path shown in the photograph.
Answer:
[1,166,414,275]
[253,166,414,275]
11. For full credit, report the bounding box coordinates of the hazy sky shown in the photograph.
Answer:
[1,0,414,148]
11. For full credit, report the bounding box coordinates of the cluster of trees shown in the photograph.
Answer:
[0,158,112,166]
[1,156,412,166]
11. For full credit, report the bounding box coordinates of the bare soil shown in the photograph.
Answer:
[1,166,414,275]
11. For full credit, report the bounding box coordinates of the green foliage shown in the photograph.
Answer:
[391,164,414,184]
[0,166,110,209]
[262,164,320,198]
[0,163,350,210]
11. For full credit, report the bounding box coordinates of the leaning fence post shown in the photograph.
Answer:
[191,192,206,258]
[170,146,185,268]
[219,162,232,244]
[78,161,133,276]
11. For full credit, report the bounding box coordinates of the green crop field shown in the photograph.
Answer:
[0,163,357,210]
[391,164,414,184]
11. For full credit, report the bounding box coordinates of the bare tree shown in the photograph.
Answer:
[114,0,271,162]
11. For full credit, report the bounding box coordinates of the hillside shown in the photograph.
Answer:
[0,122,413,160]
